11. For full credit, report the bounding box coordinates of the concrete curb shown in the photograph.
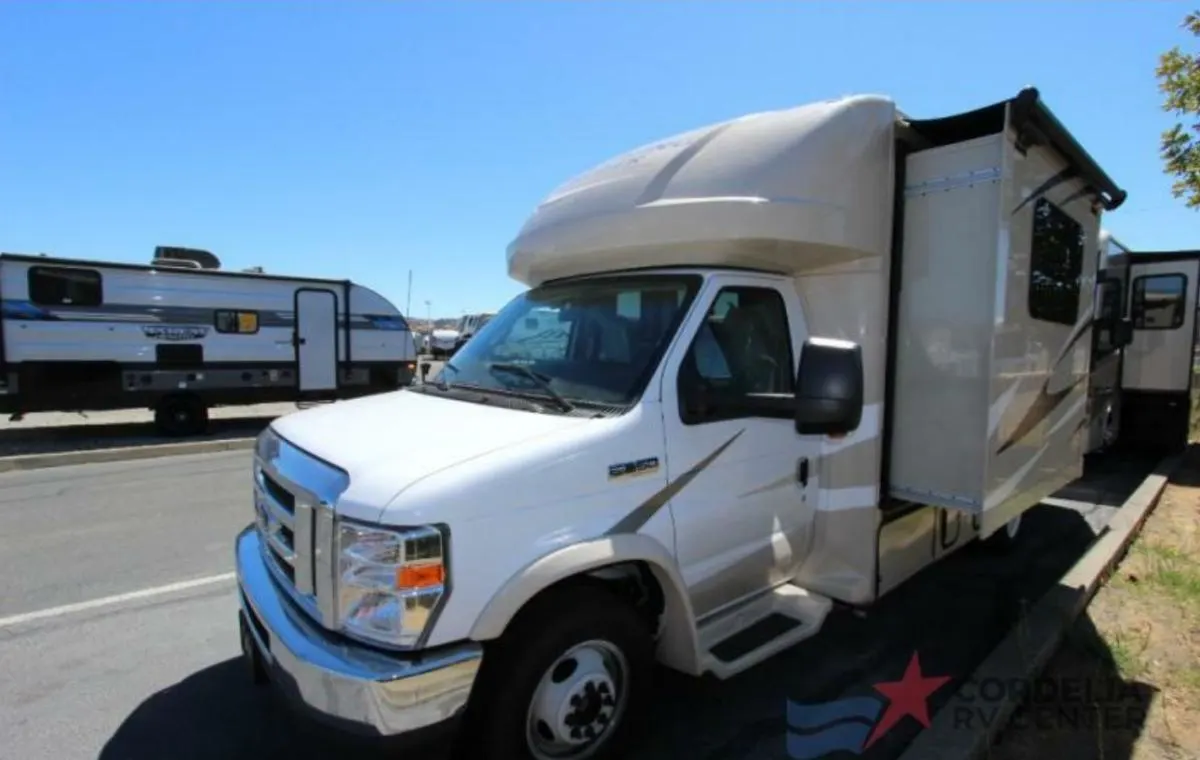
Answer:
[897,451,1184,760]
[0,436,256,473]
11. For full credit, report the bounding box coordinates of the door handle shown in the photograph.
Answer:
[797,457,809,487]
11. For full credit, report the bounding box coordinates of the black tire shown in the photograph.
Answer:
[154,393,209,437]
[457,584,655,760]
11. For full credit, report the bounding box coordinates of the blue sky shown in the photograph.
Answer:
[2,1,1196,319]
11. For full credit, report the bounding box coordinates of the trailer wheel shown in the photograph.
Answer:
[154,394,209,437]
[459,584,654,760]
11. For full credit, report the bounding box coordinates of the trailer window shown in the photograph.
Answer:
[28,266,102,307]
[678,286,795,425]
[1028,197,1085,326]
[1131,274,1187,330]
[214,310,260,334]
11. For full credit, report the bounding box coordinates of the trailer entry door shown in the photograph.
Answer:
[295,289,338,393]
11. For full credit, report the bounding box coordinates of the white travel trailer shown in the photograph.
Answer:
[427,327,461,358]
[451,312,496,355]
[235,88,1126,759]
[0,247,418,435]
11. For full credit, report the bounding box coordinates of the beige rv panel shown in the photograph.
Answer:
[979,130,1097,537]
[888,123,1096,537]
[888,133,1003,509]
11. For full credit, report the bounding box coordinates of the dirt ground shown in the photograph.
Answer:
[987,445,1200,760]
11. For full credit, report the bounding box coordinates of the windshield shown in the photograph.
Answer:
[433,273,702,408]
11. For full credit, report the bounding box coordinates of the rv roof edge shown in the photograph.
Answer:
[0,252,355,287]
[907,86,1127,211]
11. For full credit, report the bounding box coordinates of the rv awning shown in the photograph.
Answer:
[905,87,1127,212]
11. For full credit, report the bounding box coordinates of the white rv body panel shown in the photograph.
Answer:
[1111,251,1200,454]
[1122,257,1200,393]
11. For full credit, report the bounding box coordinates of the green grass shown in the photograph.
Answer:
[1191,375,1200,440]
[1178,666,1200,692]
[1131,543,1200,607]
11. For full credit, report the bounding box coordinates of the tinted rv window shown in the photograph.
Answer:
[28,266,102,307]
[214,310,260,334]
[1131,273,1187,330]
[1028,198,1085,326]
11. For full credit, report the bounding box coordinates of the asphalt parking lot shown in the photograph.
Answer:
[0,443,1157,760]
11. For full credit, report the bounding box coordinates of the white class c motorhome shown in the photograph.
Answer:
[235,87,1127,759]
[0,247,418,435]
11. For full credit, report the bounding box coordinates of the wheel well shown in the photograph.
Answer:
[504,561,667,639]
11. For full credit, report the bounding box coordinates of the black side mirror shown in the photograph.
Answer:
[795,338,864,435]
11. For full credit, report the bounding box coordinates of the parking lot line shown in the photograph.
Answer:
[0,572,237,630]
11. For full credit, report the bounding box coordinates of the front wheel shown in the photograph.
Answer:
[459,585,654,760]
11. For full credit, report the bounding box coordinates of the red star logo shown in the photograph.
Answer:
[863,652,951,748]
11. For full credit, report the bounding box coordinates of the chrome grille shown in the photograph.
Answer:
[253,428,350,629]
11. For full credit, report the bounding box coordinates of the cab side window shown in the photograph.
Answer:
[678,286,794,424]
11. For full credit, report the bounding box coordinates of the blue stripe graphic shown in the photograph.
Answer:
[786,696,883,730]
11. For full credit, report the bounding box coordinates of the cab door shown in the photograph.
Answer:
[659,273,818,619]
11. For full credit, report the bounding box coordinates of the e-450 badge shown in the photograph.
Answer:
[608,457,660,480]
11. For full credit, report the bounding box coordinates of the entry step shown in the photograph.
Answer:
[698,584,832,679]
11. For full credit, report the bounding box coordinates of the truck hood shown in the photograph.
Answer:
[269,389,590,520]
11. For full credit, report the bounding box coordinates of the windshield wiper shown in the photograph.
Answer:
[488,363,575,412]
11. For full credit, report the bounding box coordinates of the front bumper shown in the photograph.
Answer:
[235,525,483,737]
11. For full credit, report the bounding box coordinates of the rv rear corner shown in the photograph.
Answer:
[231,87,1155,760]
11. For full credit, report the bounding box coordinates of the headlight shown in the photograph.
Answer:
[335,521,446,648]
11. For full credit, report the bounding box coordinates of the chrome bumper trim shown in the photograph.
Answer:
[235,526,482,736]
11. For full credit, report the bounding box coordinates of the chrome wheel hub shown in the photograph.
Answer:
[526,640,628,759]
